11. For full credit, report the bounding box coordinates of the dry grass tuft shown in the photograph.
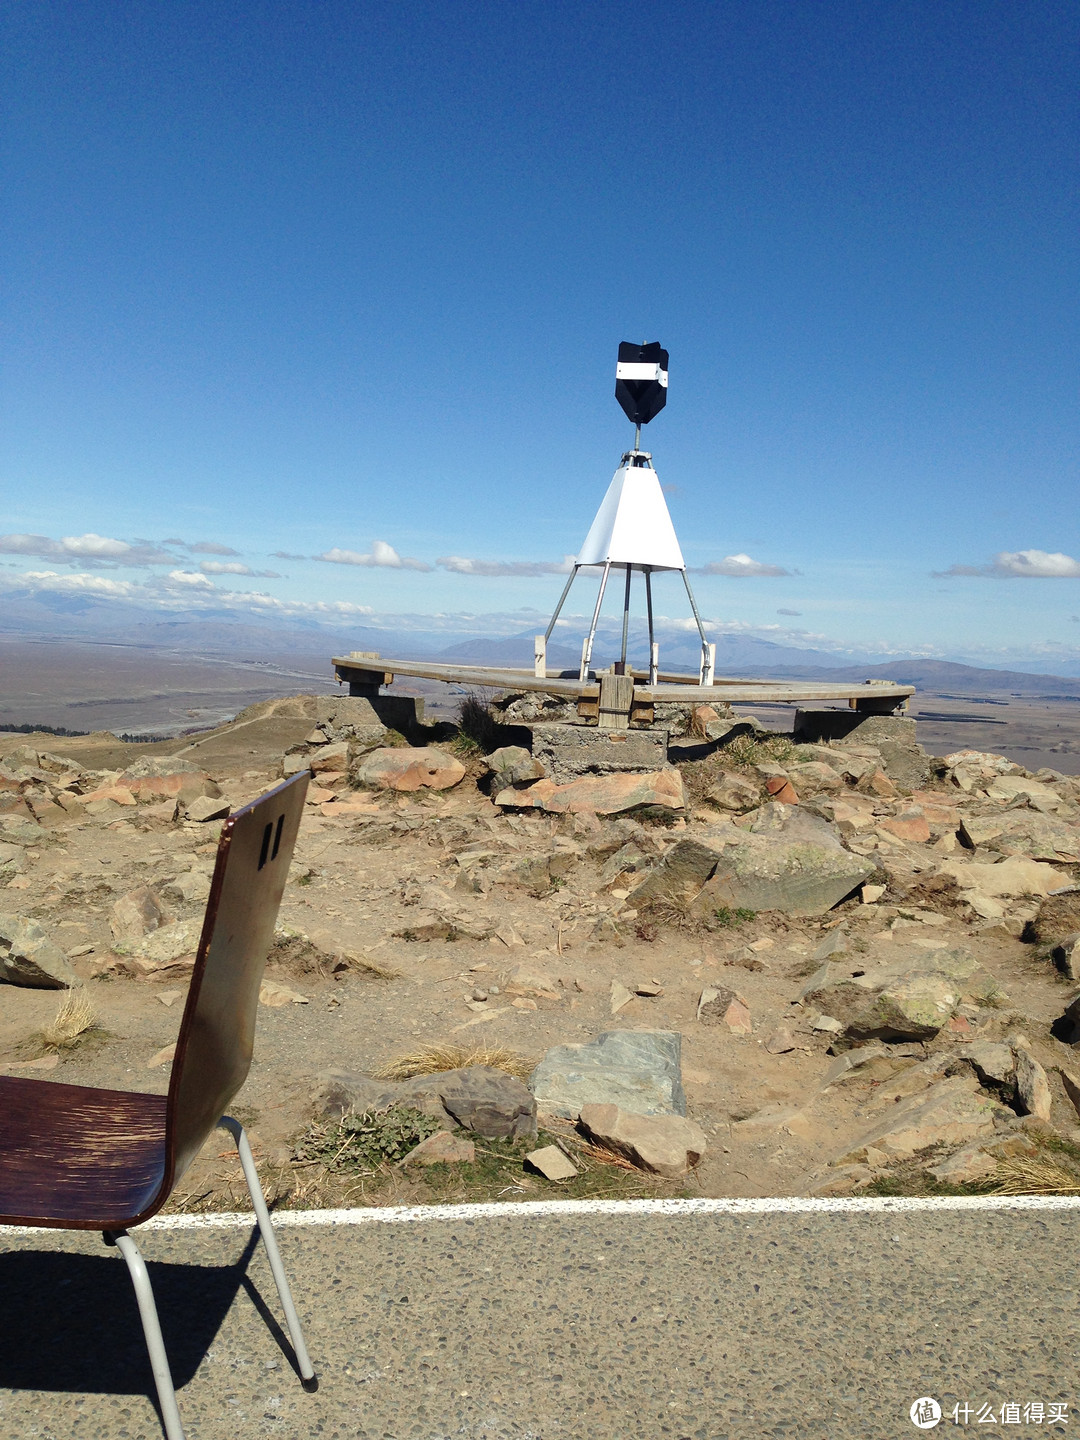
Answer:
[40,989,99,1051]
[989,1155,1080,1196]
[372,1042,534,1082]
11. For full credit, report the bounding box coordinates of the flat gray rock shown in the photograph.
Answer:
[0,913,77,988]
[529,1029,686,1119]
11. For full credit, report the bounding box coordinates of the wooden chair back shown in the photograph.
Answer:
[165,771,309,1188]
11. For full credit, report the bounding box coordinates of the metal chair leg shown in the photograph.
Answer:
[104,1229,186,1440]
[218,1115,318,1389]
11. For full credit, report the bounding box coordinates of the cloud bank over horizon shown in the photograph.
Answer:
[937,549,1080,579]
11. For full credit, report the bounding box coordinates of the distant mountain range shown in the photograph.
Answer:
[2,593,1077,698]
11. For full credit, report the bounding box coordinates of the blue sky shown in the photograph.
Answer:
[1,1,1078,668]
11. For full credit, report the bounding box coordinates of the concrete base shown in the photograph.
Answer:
[316,694,425,739]
[529,722,670,784]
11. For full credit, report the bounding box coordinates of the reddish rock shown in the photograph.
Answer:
[859,769,898,799]
[399,1131,476,1165]
[878,809,932,844]
[765,776,799,805]
[497,769,685,815]
[354,747,466,792]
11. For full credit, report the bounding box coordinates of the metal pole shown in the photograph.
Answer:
[619,565,632,671]
[580,561,611,681]
[680,568,712,682]
[107,1231,186,1440]
[634,423,641,451]
[544,565,578,642]
[645,567,657,683]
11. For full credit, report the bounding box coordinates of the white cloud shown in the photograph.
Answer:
[157,569,216,590]
[437,554,577,577]
[938,549,1080,579]
[317,541,431,572]
[0,531,178,565]
[186,540,241,556]
[15,569,140,598]
[777,607,802,616]
[199,560,281,578]
[697,554,792,578]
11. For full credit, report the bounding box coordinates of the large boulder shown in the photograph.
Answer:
[353,747,466,792]
[486,746,546,789]
[801,946,1001,1043]
[0,914,77,988]
[578,1103,707,1177]
[529,1030,686,1119]
[628,839,725,907]
[497,770,685,816]
[311,1065,536,1140]
[689,828,873,917]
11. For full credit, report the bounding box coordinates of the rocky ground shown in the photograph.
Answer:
[3,690,1080,1212]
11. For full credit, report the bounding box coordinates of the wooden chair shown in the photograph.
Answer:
[0,771,315,1439]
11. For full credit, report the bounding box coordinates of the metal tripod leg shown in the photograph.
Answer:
[580,561,611,681]
[105,1230,185,1440]
[218,1116,317,1389]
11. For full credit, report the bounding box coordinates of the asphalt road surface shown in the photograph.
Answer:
[0,1197,1077,1440]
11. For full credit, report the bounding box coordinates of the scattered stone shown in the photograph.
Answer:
[1058,1068,1080,1121]
[697,986,751,1033]
[525,1144,578,1180]
[861,883,886,904]
[487,746,546,789]
[833,1076,1003,1165]
[926,1133,1038,1185]
[634,980,664,997]
[309,742,350,773]
[530,1030,686,1118]
[610,980,635,1014]
[399,1131,476,1166]
[764,1027,797,1054]
[578,1102,706,1177]
[157,990,183,1007]
[146,1043,176,1068]
[0,914,77,988]
[163,870,213,904]
[1014,1046,1052,1120]
[707,772,760,812]
[819,1045,919,1089]
[878,810,932,845]
[505,964,560,999]
[183,795,231,824]
[259,979,310,1006]
[764,776,799,805]
[939,855,1062,901]
[1,1054,59,1072]
[353,746,466,792]
[1029,891,1080,946]
[110,886,173,943]
[811,1014,844,1034]
[132,919,202,974]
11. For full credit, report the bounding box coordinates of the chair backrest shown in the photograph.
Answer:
[165,771,309,1187]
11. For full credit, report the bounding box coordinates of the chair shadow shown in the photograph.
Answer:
[0,1225,298,1395]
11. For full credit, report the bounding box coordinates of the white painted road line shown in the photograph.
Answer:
[6,1191,1080,1237]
